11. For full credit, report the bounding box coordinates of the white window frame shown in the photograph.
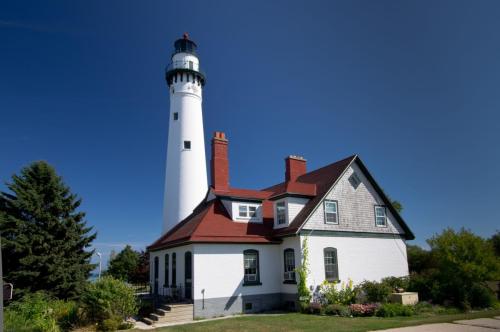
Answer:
[239,205,248,218]
[276,201,287,225]
[283,249,296,282]
[324,200,339,224]
[375,205,387,227]
[237,203,259,220]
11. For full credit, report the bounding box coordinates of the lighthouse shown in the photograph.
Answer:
[162,34,208,234]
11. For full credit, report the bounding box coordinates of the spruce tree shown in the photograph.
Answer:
[0,161,96,300]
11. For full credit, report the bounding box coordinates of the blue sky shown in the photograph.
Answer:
[1,0,499,268]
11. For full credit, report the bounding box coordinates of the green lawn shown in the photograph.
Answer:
[142,309,500,332]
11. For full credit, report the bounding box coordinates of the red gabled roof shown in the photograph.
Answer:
[148,154,414,251]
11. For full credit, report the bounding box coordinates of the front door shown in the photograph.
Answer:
[184,252,192,300]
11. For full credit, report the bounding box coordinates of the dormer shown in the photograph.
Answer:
[269,156,316,228]
[272,196,310,228]
[219,199,263,223]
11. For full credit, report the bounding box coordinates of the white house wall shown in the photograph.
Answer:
[192,243,285,317]
[303,162,405,235]
[301,234,409,288]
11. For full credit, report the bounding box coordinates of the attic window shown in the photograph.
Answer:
[276,201,286,225]
[349,172,361,189]
[238,204,257,218]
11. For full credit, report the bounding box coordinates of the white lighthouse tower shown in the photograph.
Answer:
[162,34,208,234]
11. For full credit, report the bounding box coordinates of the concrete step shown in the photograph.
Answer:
[150,310,193,322]
[155,314,194,324]
[141,317,155,325]
[155,308,169,316]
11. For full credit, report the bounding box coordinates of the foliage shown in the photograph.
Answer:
[407,245,434,273]
[131,250,150,283]
[376,303,415,317]
[425,228,500,307]
[296,237,311,303]
[4,292,78,332]
[106,245,139,282]
[391,200,403,214]
[320,279,357,305]
[381,276,410,292]
[469,283,496,309]
[358,280,392,303]
[324,304,351,317]
[407,270,442,303]
[490,230,500,257]
[0,161,96,300]
[349,303,379,317]
[80,276,138,326]
[300,302,323,315]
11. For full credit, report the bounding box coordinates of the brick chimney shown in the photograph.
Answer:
[211,131,229,191]
[285,155,307,182]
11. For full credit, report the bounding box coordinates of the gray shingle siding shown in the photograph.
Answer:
[302,163,405,235]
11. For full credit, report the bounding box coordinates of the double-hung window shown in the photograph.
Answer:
[243,249,260,285]
[283,249,296,282]
[324,200,338,224]
[276,201,286,225]
[375,205,387,227]
[324,248,339,282]
[164,254,169,288]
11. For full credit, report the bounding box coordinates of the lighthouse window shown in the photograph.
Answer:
[173,112,179,121]
[189,61,193,70]
[183,141,191,150]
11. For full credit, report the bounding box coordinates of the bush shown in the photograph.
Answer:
[349,303,379,317]
[301,302,323,315]
[81,276,138,327]
[4,292,78,332]
[324,304,351,317]
[469,283,496,309]
[381,276,410,292]
[320,279,358,305]
[358,280,392,303]
[376,303,415,317]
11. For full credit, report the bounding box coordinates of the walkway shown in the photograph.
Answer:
[376,316,500,331]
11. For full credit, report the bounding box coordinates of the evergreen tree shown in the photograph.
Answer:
[131,250,149,284]
[0,161,96,300]
[106,245,139,282]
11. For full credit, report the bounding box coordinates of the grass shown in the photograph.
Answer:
[139,309,500,332]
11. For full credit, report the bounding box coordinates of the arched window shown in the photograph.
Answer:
[283,248,296,282]
[172,252,177,286]
[324,247,339,282]
[243,249,260,285]
[164,254,169,287]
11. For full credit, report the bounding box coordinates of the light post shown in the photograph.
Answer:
[96,252,102,279]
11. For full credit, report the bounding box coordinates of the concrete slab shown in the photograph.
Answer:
[372,323,495,332]
[454,318,500,329]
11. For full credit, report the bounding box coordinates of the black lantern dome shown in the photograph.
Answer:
[173,33,197,55]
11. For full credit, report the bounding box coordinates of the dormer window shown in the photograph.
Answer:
[236,203,260,220]
[276,201,286,225]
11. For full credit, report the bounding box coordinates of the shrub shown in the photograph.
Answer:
[320,279,357,305]
[301,302,323,315]
[98,315,121,332]
[358,280,392,303]
[81,276,138,327]
[4,292,77,332]
[376,303,415,317]
[381,276,410,292]
[349,303,379,317]
[324,304,351,317]
[469,283,496,309]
